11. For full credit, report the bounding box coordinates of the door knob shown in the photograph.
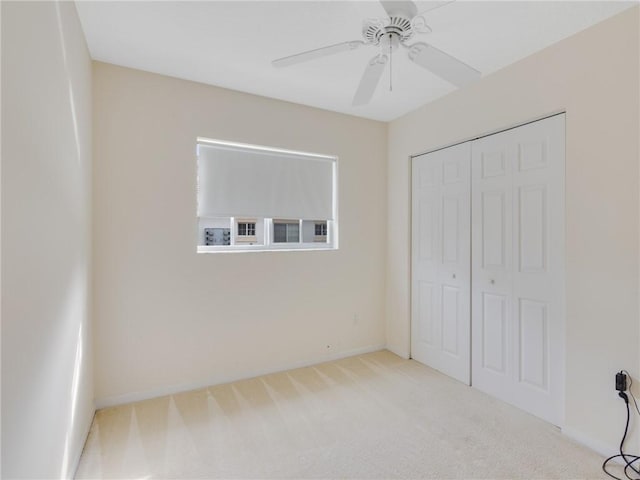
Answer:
[452,273,456,279]
[490,279,495,284]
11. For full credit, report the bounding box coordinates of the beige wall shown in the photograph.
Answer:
[92,63,387,405]
[387,6,640,452]
[1,1,94,478]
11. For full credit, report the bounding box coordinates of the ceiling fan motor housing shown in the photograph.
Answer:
[363,15,414,46]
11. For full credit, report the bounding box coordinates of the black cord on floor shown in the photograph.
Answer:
[603,393,640,480]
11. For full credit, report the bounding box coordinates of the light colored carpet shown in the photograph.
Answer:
[75,350,605,479]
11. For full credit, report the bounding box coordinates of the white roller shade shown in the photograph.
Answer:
[197,141,335,220]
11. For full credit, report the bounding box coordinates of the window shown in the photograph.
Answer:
[196,138,337,252]
[235,219,257,244]
[313,221,328,243]
[273,220,300,243]
[238,222,256,236]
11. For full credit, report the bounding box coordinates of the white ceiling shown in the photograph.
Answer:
[76,1,636,122]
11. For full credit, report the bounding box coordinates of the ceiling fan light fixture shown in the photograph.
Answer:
[411,15,433,34]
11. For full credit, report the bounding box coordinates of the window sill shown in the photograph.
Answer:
[234,236,258,244]
[197,244,337,254]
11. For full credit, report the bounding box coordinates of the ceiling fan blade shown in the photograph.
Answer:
[352,54,388,106]
[272,41,364,68]
[416,1,456,16]
[407,42,480,87]
[379,0,418,19]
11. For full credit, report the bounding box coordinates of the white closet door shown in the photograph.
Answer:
[412,142,471,385]
[471,114,565,426]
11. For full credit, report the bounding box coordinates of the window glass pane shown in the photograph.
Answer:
[274,223,287,243]
[199,217,232,246]
[205,227,231,245]
[238,223,247,236]
[302,220,327,242]
[247,223,256,236]
[287,223,299,243]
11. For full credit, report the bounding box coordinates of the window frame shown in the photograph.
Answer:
[196,138,338,254]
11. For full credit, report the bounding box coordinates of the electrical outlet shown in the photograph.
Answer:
[616,371,627,392]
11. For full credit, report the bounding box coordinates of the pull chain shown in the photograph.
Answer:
[389,34,393,92]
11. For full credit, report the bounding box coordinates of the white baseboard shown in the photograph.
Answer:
[385,344,410,360]
[95,344,386,409]
[562,425,617,459]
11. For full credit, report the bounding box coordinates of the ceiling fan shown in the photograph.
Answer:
[272,0,481,106]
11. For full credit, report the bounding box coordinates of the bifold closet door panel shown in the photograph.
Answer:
[471,114,565,426]
[411,142,471,385]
